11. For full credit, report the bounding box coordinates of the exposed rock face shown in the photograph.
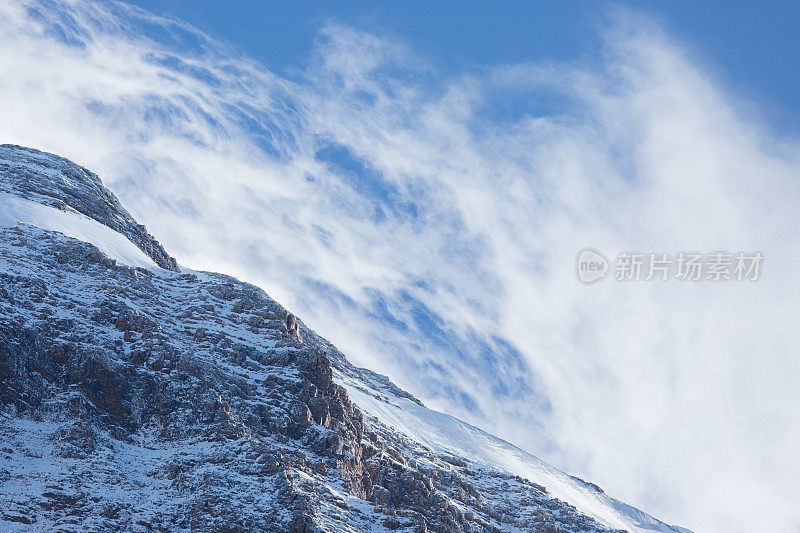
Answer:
[0,145,178,271]
[0,148,677,532]
[286,313,303,343]
[0,225,612,532]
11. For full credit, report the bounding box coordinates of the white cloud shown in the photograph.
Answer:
[0,2,798,531]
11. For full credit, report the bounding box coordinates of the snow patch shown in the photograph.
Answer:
[0,193,156,269]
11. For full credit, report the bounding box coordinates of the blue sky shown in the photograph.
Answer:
[2,2,800,531]
[127,0,800,135]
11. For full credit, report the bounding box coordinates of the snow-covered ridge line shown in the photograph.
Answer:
[0,144,178,271]
[337,371,690,533]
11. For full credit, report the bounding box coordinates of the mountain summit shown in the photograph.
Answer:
[0,145,688,532]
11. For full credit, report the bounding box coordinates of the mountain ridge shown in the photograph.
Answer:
[0,145,688,532]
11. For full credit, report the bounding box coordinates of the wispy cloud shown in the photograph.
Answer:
[1,2,798,531]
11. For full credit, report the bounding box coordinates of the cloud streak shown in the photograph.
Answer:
[0,2,798,531]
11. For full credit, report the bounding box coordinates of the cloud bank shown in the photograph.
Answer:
[1,2,798,531]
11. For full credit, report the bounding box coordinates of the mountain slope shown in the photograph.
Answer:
[0,145,688,532]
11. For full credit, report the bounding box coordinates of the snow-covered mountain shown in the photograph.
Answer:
[0,145,689,532]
